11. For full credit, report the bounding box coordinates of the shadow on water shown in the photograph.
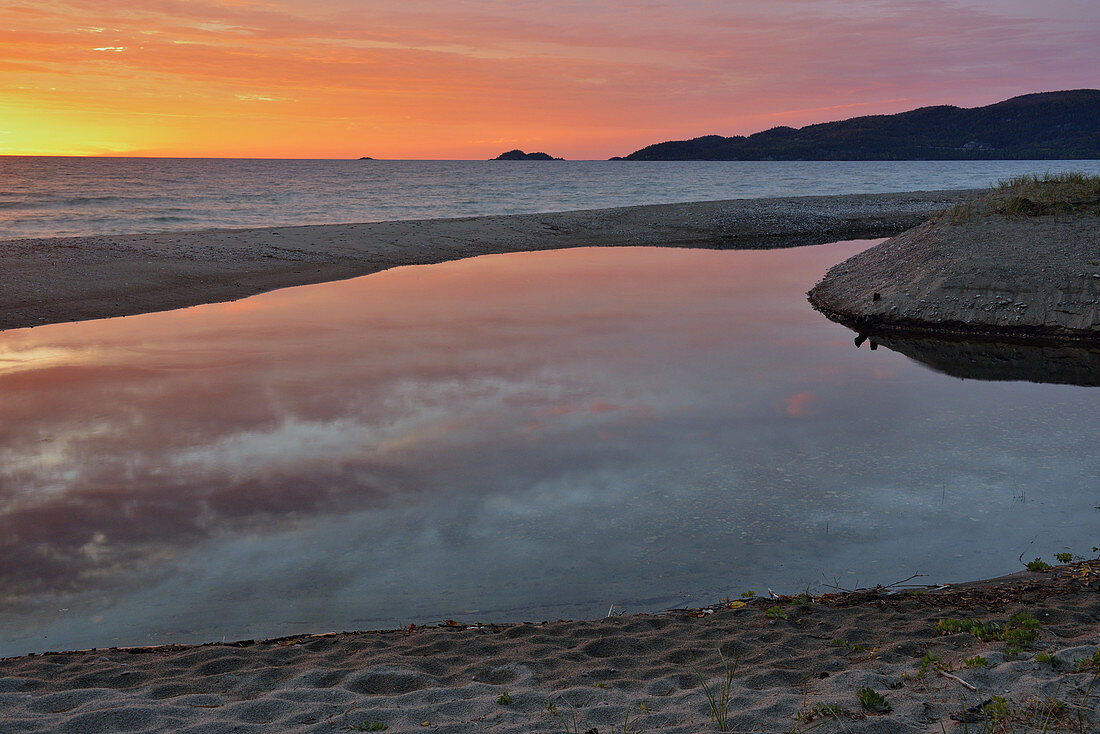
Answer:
[847,330,1100,387]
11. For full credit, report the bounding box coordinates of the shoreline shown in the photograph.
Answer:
[2,561,1096,732]
[0,189,978,333]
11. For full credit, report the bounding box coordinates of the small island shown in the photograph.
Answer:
[492,149,563,160]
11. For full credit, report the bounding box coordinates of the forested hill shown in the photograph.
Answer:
[617,90,1100,160]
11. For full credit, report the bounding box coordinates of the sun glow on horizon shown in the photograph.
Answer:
[1,1,1096,159]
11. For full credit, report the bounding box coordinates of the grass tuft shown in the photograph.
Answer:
[690,649,739,731]
[942,171,1100,223]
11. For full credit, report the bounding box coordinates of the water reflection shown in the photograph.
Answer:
[850,332,1100,386]
[1,243,1097,656]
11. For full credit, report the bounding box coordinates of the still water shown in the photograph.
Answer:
[1,242,1097,656]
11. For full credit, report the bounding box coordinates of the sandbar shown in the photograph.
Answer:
[0,190,977,332]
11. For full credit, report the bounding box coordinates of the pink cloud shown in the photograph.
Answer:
[784,392,816,418]
[1,0,1095,157]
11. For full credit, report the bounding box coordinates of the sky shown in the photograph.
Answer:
[1,0,1097,159]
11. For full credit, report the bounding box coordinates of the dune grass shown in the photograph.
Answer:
[946,171,1100,223]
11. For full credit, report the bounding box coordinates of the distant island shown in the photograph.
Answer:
[615,90,1100,160]
[493,149,563,160]
[357,156,373,160]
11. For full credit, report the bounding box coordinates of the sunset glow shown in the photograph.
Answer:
[2,1,1097,159]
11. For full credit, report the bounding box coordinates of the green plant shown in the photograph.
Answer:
[545,701,558,713]
[352,723,388,732]
[797,702,843,723]
[1072,650,1100,673]
[1004,612,1042,646]
[964,655,989,668]
[497,691,513,705]
[1035,651,1060,669]
[765,605,788,621]
[594,682,609,689]
[552,699,584,734]
[740,590,756,599]
[918,653,942,679]
[982,695,1010,725]
[857,687,891,714]
[1055,552,1073,563]
[691,649,739,731]
[934,611,1040,648]
[827,638,866,652]
[1027,558,1053,572]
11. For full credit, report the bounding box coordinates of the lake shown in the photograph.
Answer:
[1,241,1097,657]
[3,158,1100,239]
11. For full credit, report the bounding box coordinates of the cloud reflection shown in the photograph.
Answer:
[2,244,1098,654]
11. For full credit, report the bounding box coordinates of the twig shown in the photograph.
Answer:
[937,669,977,691]
[881,573,927,589]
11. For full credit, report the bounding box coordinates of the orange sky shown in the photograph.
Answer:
[2,0,1097,159]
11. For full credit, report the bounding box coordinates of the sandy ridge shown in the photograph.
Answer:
[0,563,1096,733]
[808,214,1100,342]
[0,190,978,333]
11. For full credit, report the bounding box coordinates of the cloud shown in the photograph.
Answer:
[1,0,1096,156]
[784,391,816,418]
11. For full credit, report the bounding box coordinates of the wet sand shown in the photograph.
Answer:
[0,190,977,332]
[1,562,1097,733]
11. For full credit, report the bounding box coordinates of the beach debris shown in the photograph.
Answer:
[937,669,978,690]
[950,699,993,723]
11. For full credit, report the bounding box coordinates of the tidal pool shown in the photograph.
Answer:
[1,242,1096,656]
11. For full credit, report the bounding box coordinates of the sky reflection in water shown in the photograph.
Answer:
[1,242,1097,655]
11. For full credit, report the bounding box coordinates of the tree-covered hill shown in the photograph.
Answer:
[618,90,1100,160]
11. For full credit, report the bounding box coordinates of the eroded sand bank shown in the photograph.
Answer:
[808,213,1100,342]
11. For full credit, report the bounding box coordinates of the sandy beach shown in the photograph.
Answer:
[0,190,977,333]
[1,562,1097,733]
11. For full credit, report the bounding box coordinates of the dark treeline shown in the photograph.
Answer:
[617,90,1100,161]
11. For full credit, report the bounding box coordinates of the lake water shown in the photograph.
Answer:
[3,158,1100,239]
[1,242,1097,657]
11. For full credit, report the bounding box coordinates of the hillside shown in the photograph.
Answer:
[619,90,1100,160]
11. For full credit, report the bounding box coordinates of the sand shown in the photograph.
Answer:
[0,190,977,333]
[0,563,1097,733]
[808,214,1100,342]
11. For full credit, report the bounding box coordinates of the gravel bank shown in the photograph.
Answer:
[0,190,977,332]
